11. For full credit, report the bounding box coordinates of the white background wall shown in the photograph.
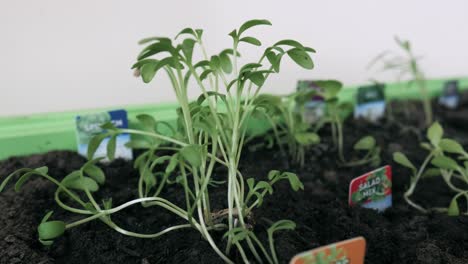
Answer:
[1,0,467,117]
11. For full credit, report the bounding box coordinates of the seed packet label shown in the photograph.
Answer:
[75,109,132,161]
[349,165,392,212]
[438,80,460,109]
[354,84,386,122]
[297,80,326,124]
[290,237,366,264]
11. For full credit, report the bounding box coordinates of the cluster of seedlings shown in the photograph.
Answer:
[0,20,463,263]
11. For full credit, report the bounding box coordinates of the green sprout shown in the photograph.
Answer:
[369,37,432,127]
[394,122,468,215]
[250,90,320,167]
[2,20,312,264]
[318,80,381,167]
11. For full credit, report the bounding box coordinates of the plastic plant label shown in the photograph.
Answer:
[438,80,460,109]
[354,84,386,122]
[75,109,132,161]
[349,165,392,212]
[290,237,366,264]
[297,80,326,124]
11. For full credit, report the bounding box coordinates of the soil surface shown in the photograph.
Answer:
[2,94,468,264]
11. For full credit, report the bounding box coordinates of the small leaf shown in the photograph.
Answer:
[63,177,99,192]
[283,172,304,191]
[266,51,281,72]
[200,69,213,81]
[393,152,416,172]
[247,72,266,87]
[15,167,48,191]
[439,139,465,154]
[448,197,460,216]
[239,36,262,46]
[180,145,203,167]
[38,221,66,241]
[287,48,314,69]
[125,139,153,149]
[238,19,272,36]
[294,132,320,146]
[422,168,441,178]
[137,114,157,131]
[175,28,196,39]
[84,164,105,185]
[219,52,232,73]
[354,136,376,150]
[431,156,459,170]
[427,122,443,147]
[87,134,108,160]
[274,39,305,49]
[268,219,296,234]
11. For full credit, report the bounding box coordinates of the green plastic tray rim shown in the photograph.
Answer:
[1,77,467,160]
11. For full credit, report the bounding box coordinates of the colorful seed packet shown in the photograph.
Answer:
[297,80,326,124]
[290,237,366,264]
[354,84,386,122]
[438,80,460,109]
[75,109,132,161]
[349,165,392,212]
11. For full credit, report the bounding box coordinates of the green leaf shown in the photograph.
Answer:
[354,136,376,150]
[294,132,320,146]
[165,154,179,174]
[84,164,105,185]
[448,197,460,216]
[143,169,156,187]
[268,219,296,235]
[107,136,117,161]
[313,80,343,99]
[200,69,213,81]
[137,114,156,131]
[240,63,262,75]
[219,52,232,73]
[427,122,443,147]
[197,91,227,105]
[87,134,108,160]
[393,152,416,173]
[431,156,459,170]
[63,177,99,192]
[274,39,305,49]
[439,139,465,154]
[238,19,272,36]
[287,48,314,69]
[266,51,281,72]
[180,145,203,167]
[422,168,441,178]
[38,221,65,241]
[283,172,304,191]
[239,36,262,46]
[41,211,54,223]
[181,38,196,63]
[175,28,196,39]
[247,72,266,86]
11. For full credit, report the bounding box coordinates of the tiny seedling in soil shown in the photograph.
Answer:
[369,36,433,127]
[394,122,468,215]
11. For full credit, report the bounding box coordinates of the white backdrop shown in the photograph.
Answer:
[1,0,467,117]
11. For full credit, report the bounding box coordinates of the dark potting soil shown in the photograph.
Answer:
[2,95,468,264]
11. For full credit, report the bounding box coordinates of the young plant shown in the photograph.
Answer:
[2,20,313,263]
[251,90,321,167]
[394,122,468,215]
[319,80,381,167]
[369,37,433,127]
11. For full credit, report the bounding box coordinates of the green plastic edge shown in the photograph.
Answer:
[1,76,467,160]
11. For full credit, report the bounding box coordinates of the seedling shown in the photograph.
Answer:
[252,90,320,167]
[319,80,381,167]
[2,20,313,264]
[394,122,468,215]
[369,37,433,127]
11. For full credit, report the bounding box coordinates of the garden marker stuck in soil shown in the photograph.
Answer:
[289,237,366,264]
[438,80,460,109]
[354,84,386,122]
[348,165,392,212]
[75,109,132,161]
[297,80,326,124]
